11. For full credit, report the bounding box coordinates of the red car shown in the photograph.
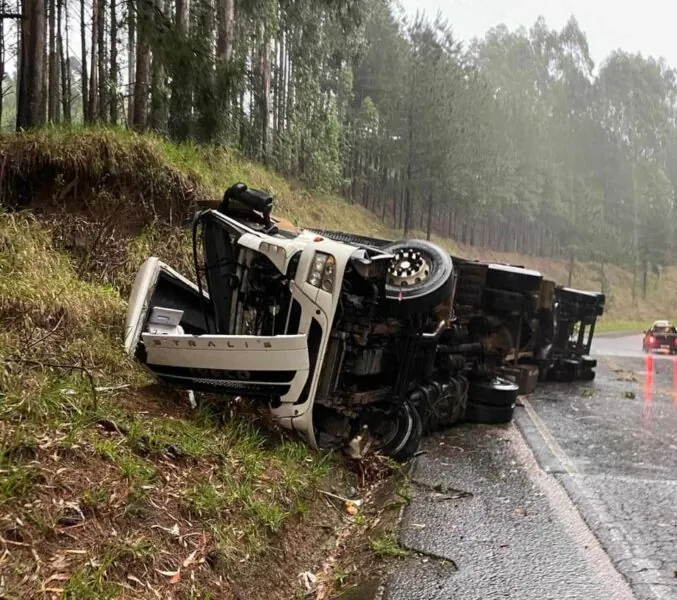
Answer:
[642,320,677,354]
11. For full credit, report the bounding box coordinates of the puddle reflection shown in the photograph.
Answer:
[674,358,677,408]
[642,354,677,420]
[643,353,653,428]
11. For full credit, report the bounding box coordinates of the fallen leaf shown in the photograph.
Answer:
[151,523,180,537]
[155,568,180,578]
[49,555,69,570]
[182,550,198,568]
[169,571,181,585]
[127,574,144,586]
[42,573,69,586]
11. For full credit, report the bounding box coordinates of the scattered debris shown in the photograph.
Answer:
[319,489,363,507]
[151,523,181,537]
[345,500,359,516]
[299,571,317,592]
[412,479,473,499]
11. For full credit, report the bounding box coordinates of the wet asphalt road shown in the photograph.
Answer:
[386,334,677,600]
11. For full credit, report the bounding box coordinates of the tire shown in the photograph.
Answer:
[464,401,515,425]
[383,240,454,314]
[546,359,577,382]
[581,355,597,369]
[537,363,550,382]
[362,400,422,462]
[579,369,596,381]
[468,377,519,407]
[410,377,468,433]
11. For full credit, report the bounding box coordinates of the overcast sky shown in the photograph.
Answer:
[399,0,677,70]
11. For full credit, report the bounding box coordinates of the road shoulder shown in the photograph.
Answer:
[385,421,634,600]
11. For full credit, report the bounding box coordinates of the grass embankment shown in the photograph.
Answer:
[0,129,410,599]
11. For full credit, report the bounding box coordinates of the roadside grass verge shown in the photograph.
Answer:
[0,210,346,599]
[594,320,651,334]
[368,534,412,559]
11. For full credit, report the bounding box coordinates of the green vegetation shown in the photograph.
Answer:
[0,206,343,599]
[595,321,652,334]
[368,534,412,559]
[8,0,677,295]
[3,127,677,324]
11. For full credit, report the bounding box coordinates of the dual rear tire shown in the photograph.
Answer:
[364,376,519,460]
[464,377,519,425]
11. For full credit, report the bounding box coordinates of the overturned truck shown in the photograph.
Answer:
[125,183,604,460]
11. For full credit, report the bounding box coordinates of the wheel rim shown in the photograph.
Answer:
[488,376,519,392]
[387,248,430,287]
[362,403,412,456]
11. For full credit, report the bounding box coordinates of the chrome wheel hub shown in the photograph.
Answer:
[387,248,430,287]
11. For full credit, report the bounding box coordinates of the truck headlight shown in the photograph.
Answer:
[307,252,336,292]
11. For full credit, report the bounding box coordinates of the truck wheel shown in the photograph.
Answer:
[464,401,515,425]
[552,358,578,382]
[362,399,422,462]
[579,369,596,381]
[383,240,454,314]
[581,355,597,369]
[468,377,519,407]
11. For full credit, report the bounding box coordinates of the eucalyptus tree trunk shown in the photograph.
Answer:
[261,26,272,160]
[168,0,190,138]
[97,0,106,121]
[17,0,46,129]
[79,0,88,121]
[88,0,98,120]
[0,4,5,127]
[426,184,433,241]
[132,0,151,130]
[126,0,135,125]
[149,0,168,131]
[58,0,71,122]
[47,0,58,121]
[109,0,117,123]
[216,0,234,61]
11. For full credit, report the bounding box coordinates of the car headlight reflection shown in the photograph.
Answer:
[307,252,336,292]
